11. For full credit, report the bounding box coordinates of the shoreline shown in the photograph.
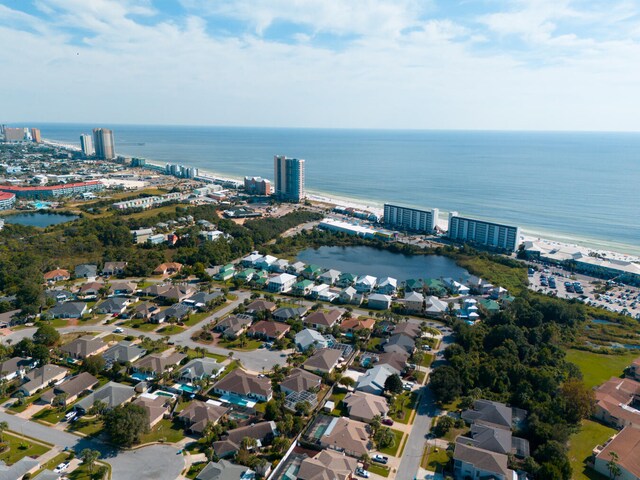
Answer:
[42,138,640,260]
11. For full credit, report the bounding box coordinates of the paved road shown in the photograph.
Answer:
[0,411,185,480]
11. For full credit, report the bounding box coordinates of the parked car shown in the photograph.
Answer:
[113,327,124,333]
[54,462,70,473]
[372,454,389,464]
[382,418,394,426]
[356,467,370,478]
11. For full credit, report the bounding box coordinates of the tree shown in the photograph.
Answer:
[31,344,50,365]
[295,401,311,416]
[607,452,622,480]
[80,449,100,474]
[537,463,564,480]
[0,421,8,442]
[240,436,258,451]
[560,379,595,424]
[88,400,108,417]
[82,355,106,375]
[370,415,382,435]
[53,393,69,409]
[374,427,396,449]
[33,324,60,346]
[433,416,455,437]
[384,374,403,394]
[271,436,290,454]
[104,403,150,447]
[429,366,463,404]
[339,376,356,388]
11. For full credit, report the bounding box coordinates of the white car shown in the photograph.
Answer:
[113,327,124,333]
[54,462,70,473]
[356,467,370,478]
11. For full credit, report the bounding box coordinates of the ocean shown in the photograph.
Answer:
[20,123,640,255]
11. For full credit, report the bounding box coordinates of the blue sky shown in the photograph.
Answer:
[1,0,640,130]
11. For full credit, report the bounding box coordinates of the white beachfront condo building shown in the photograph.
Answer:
[448,212,520,252]
[383,203,439,233]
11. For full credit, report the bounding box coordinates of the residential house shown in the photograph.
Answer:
[367,293,391,310]
[425,296,449,317]
[132,228,154,244]
[404,291,425,314]
[141,284,171,297]
[178,400,228,434]
[196,460,255,480]
[255,255,278,270]
[95,297,130,315]
[134,301,158,320]
[60,335,108,360]
[0,457,40,480]
[355,275,377,293]
[157,285,196,303]
[152,303,191,324]
[245,299,277,316]
[49,301,88,319]
[212,369,273,402]
[479,298,501,314]
[594,377,640,429]
[343,391,389,423]
[241,252,262,267]
[404,278,424,292]
[339,318,375,335]
[40,372,99,406]
[108,281,137,295]
[78,281,103,298]
[319,269,341,285]
[339,286,362,305]
[183,291,224,310]
[153,262,183,275]
[302,264,323,280]
[304,310,343,330]
[281,368,322,396]
[0,357,35,382]
[247,320,290,341]
[102,341,147,367]
[453,442,515,480]
[310,283,331,299]
[455,423,530,458]
[213,314,252,339]
[303,348,343,375]
[461,399,524,431]
[213,421,278,458]
[295,328,331,351]
[74,381,136,414]
[287,261,306,275]
[376,351,410,374]
[271,259,290,273]
[355,364,400,395]
[293,279,314,296]
[393,321,422,339]
[178,358,224,384]
[75,264,97,278]
[336,272,357,288]
[593,426,640,480]
[297,450,357,480]
[467,276,495,295]
[44,289,74,304]
[267,273,297,293]
[443,277,470,295]
[273,306,308,322]
[235,268,256,283]
[490,286,509,300]
[376,277,398,295]
[133,352,186,377]
[383,333,415,355]
[102,262,127,276]
[423,278,447,297]
[320,417,370,458]
[215,264,235,281]
[133,393,171,428]
[19,364,68,396]
[43,268,70,283]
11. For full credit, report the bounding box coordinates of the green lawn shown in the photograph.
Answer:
[32,406,70,424]
[9,391,47,413]
[365,337,382,352]
[34,452,72,477]
[328,391,347,416]
[391,391,417,424]
[122,318,159,332]
[138,419,185,444]
[185,348,227,363]
[367,464,390,477]
[68,461,111,480]
[420,353,434,368]
[68,417,104,437]
[565,349,638,388]
[186,462,208,479]
[100,333,125,343]
[423,445,450,472]
[157,324,184,335]
[0,432,50,465]
[568,420,616,480]
[378,428,405,457]
[215,360,239,380]
[218,338,262,351]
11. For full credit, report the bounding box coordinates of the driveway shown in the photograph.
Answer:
[0,411,185,480]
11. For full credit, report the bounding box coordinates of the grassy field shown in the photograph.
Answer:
[157,324,184,335]
[138,419,185,444]
[391,391,417,424]
[455,255,528,294]
[68,417,104,437]
[218,338,262,351]
[32,406,71,424]
[567,420,615,480]
[123,204,179,219]
[367,464,390,477]
[185,348,227,363]
[422,444,450,472]
[0,432,50,465]
[122,318,159,332]
[378,428,405,457]
[565,349,637,388]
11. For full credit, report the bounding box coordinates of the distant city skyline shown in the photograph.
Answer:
[2,1,640,131]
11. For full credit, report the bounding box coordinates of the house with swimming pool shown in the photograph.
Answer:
[212,369,273,403]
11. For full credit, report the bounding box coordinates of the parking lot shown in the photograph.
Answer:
[527,267,640,320]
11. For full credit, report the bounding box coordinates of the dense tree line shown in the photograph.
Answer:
[429,293,594,479]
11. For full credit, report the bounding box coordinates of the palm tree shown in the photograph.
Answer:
[80,448,100,474]
[0,421,8,442]
[608,451,622,480]
[240,436,257,451]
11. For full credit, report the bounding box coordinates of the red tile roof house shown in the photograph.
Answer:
[247,320,291,341]
[43,269,70,283]
[594,377,640,429]
[303,310,344,330]
[212,369,273,402]
[339,317,375,334]
[153,262,183,275]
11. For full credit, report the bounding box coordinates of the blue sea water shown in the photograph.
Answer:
[21,123,640,255]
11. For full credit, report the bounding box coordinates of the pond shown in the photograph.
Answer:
[297,246,470,282]
[3,212,79,227]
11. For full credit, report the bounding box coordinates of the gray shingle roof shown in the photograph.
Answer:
[75,381,135,412]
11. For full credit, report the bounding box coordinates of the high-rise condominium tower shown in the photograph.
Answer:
[92,128,115,160]
[273,155,305,202]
